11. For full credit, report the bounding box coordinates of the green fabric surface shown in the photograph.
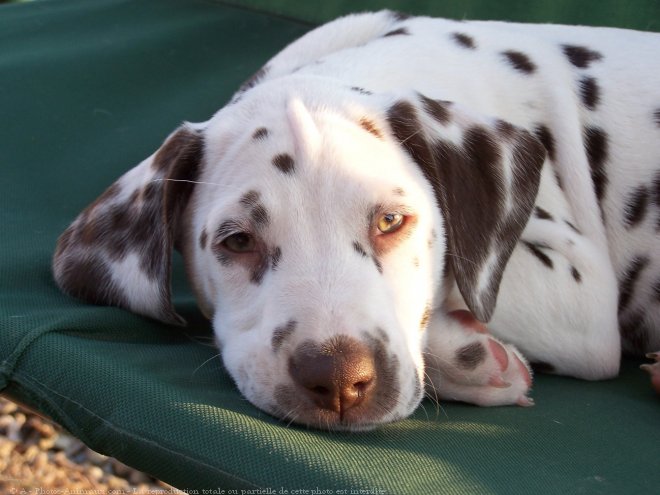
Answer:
[1,0,658,492]
[224,0,660,31]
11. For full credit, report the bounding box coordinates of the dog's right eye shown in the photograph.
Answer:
[221,233,256,253]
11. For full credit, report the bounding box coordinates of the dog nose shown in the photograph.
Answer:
[289,336,376,417]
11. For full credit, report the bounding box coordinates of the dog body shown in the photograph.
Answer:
[53,11,660,429]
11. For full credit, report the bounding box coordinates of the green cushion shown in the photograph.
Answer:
[1,0,658,492]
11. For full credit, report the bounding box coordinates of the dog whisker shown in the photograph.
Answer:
[191,353,222,377]
[151,178,224,187]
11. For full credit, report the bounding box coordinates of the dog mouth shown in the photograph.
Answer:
[266,333,413,430]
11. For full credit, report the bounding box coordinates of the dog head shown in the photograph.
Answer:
[53,78,544,430]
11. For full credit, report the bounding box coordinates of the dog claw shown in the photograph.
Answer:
[517,396,535,407]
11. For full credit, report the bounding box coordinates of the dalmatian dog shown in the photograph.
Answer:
[53,11,660,430]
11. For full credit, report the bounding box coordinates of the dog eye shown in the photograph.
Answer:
[377,213,404,234]
[221,232,256,253]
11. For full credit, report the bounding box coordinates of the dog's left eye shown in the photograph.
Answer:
[377,213,404,234]
[221,232,256,253]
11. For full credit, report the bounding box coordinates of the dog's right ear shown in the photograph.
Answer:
[53,124,205,325]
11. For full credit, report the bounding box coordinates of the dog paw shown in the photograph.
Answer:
[425,310,534,407]
[641,352,660,394]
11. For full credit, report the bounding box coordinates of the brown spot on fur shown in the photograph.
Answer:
[420,303,432,330]
[456,342,486,370]
[359,117,383,138]
[420,94,452,125]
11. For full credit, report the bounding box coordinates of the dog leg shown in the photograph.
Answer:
[424,310,534,407]
[484,208,621,381]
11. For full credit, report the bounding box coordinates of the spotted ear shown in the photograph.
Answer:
[386,94,545,322]
[53,125,205,325]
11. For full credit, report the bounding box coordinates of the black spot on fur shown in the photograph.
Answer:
[384,27,410,37]
[456,342,487,370]
[584,126,609,204]
[619,312,650,354]
[654,108,660,127]
[618,256,649,313]
[252,127,269,140]
[272,320,297,352]
[571,265,582,283]
[271,246,282,270]
[351,86,373,95]
[531,361,556,374]
[579,76,600,110]
[238,65,269,93]
[420,94,452,125]
[561,44,603,69]
[353,241,368,258]
[250,257,270,285]
[390,10,412,22]
[653,279,660,303]
[534,124,556,161]
[272,153,295,174]
[623,185,649,228]
[240,191,269,227]
[199,228,208,250]
[534,206,554,221]
[451,32,476,49]
[372,255,383,274]
[564,220,582,235]
[522,241,554,269]
[501,50,537,74]
[359,117,383,138]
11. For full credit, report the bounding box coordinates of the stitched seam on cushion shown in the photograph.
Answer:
[209,0,318,27]
[1,325,61,391]
[10,369,264,489]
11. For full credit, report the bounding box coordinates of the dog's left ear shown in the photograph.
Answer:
[53,125,205,325]
[386,94,545,322]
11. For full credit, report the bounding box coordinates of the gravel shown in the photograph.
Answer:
[0,396,184,493]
